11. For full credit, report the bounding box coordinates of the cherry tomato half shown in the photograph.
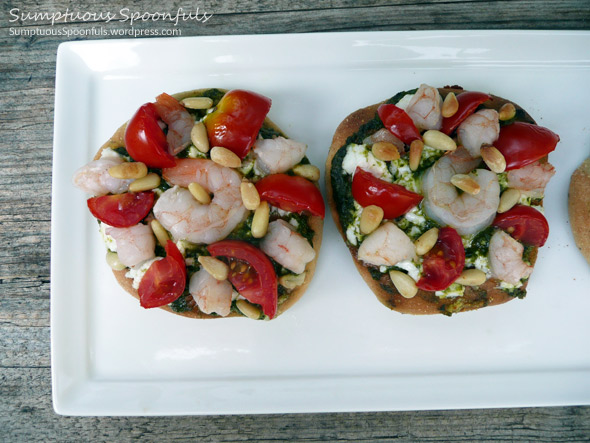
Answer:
[124,102,176,168]
[351,168,422,220]
[417,227,465,291]
[204,89,271,159]
[495,122,560,171]
[139,241,187,309]
[255,174,325,218]
[226,257,261,301]
[207,240,278,319]
[492,205,549,247]
[377,104,421,145]
[440,91,490,135]
[87,192,154,228]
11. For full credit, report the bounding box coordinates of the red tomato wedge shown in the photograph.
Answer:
[87,192,154,228]
[255,174,325,218]
[207,240,278,319]
[377,104,421,145]
[440,91,490,135]
[226,257,261,300]
[204,89,271,159]
[351,168,422,220]
[124,102,176,168]
[492,205,549,247]
[494,122,560,171]
[139,241,187,309]
[417,227,465,291]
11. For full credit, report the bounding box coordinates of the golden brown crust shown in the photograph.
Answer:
[99,88,323,319]
[326,86,540,315]
[569,158,590,265]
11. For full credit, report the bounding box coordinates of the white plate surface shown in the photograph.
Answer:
[51,30,590,415]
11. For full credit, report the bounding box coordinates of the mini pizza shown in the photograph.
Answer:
[569,157,590,265]
[73,88,324,320]
[326,84,559,315]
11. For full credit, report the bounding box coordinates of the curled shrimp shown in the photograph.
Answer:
[253,137,307,174]
[72,157,133,196]
[422,147,500,235]
[357,222,416,267]
[488,230,533,285]
[457,109,500,157]
[154,93,194,155]
[404,84,443,131]
[507,161,555,197]
[363,128,405,153]
[260,220,315,274]
[104,223,156,267]
[153,159,247,244]
[189,268,233,316]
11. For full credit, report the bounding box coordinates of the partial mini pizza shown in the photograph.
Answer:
[327,84,559,315]
[74,88,324,320]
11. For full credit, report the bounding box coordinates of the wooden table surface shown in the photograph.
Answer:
[2,0,590,440]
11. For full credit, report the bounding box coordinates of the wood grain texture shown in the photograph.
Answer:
[1,0,590,440]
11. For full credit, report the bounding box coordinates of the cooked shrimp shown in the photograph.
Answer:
[189,268,233,316]
[404,84,443,131]
[488,230,532,285]
[154,159,247,244]
[457,109,499,157]
[253,136,307,174]
[363,128,405,153]
[104,223,156,267]
[260,220,315,274]
[422,147,500,235]
[72,158,133,196]
[507,161,555,197]
[154,93,194,155]
[357,222,416,267]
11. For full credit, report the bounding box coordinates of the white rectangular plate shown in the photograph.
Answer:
[51,30,590,415]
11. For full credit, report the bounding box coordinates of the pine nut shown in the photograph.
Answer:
[498,102,516,121]
[240,181,260,210]
[360,205,384,235]
[188,182,211,204]
[106,251,126,271]
[108,161,148,179]
[442,92,459,118]
[415,227,439,256]
[451,174,480,195]
[423,130,457,151]
[198,256,229,281]
[279,272,307,289]
[498,188,521,213]
[481,145,506,173]
[372,142,400,161]
[181,97,214,109]
[236,299,262,319]
[211,146,242,168]
[409,139,424,171]
[190,121,209,153]
[455,269,487,286]
[129,172,160,192]
[150,219,170,246]
[293,164,320,182]
[389,270,418,299]
[251,201,270,238]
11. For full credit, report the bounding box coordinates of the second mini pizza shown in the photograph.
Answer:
[326,84,559,315]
